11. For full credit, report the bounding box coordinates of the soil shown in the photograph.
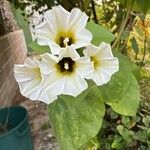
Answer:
[0,123,8,135]
[13,91,59,150]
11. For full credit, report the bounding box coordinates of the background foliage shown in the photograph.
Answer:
[9,0,150,149]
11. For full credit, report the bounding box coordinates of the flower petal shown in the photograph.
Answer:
[14,57,57,104]
[46,73,88,97]
[86,61,118,86]
[41,46,90,97]
[59,46,80,60]
[35,21,55,46]
[41,53,58,74]
[76,57,93,77]
[49,43,62,55]
[14,65,40,82]
[83,44,99,57]
[84,43,119,86]
[62,74,88,96]
[75,29,92,49]
[68,8,88,32]
[45,76,65,98]
[34,5,92,54]
[44,5,69,31]
[19,82,42,100]
[14,58,41,82]
[25,57,38,66]
[85,71,106,85]
[98,42,114,58]
[14,63,43,100]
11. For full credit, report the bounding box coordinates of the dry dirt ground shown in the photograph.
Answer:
[13,92,59,150]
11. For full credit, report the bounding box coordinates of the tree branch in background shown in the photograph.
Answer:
[91,0,98,24]
[0,0,18,36]
[112,8,131,49]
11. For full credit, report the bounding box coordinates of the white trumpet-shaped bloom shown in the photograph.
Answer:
[14,58,57,104]
[40,46,93,97]
[83,43,119,86]
[35,5,92,54]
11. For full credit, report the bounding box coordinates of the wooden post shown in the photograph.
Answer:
[0,0,27,106]
[0,0,18,36]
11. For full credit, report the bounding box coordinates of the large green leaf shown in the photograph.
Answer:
[107,73,140,116]
[48,86,105,150]
[28,40,50,53]
[115,52,140,80]
[99,52,140,116]
[86,22,115,46]
[136,0,150,14]
[99,52,133,103]
[115,0,150,14]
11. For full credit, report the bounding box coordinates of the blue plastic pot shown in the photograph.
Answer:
[0,106,34,150]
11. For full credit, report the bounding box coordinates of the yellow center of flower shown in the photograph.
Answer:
[57,57,75,74]
[33,67,42,81]
[91,56,100,69]
[55,31,76,47]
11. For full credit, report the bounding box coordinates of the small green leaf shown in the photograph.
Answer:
[122,116,131,128]
[28,40,50,53]
[117,125,130,141]
[110,111,119,119]
[142,116,150,127]
[111,138,123,149]
[86,22,115,46]
[131,37,139,54]
[48,86,105,150]
[134,130,148,142]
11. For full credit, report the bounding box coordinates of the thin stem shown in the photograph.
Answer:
[80,0,85,11]
[121,16,136,54]
[140,15,147,68]
[91,0,98,24]
[140,33,147,68]
[112,9,131,49]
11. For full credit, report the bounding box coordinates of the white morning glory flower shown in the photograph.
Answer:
[40,46,93,97]
[35,5,92,54]
[83,42,119,86]
[14,58,57,104]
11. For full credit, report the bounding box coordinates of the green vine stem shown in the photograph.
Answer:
[139,14,147,68]
[140,31,147,68]
[112,8,131,49]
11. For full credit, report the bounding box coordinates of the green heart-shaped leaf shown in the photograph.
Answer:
[48,86,105,150]
[86,22,115,46]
